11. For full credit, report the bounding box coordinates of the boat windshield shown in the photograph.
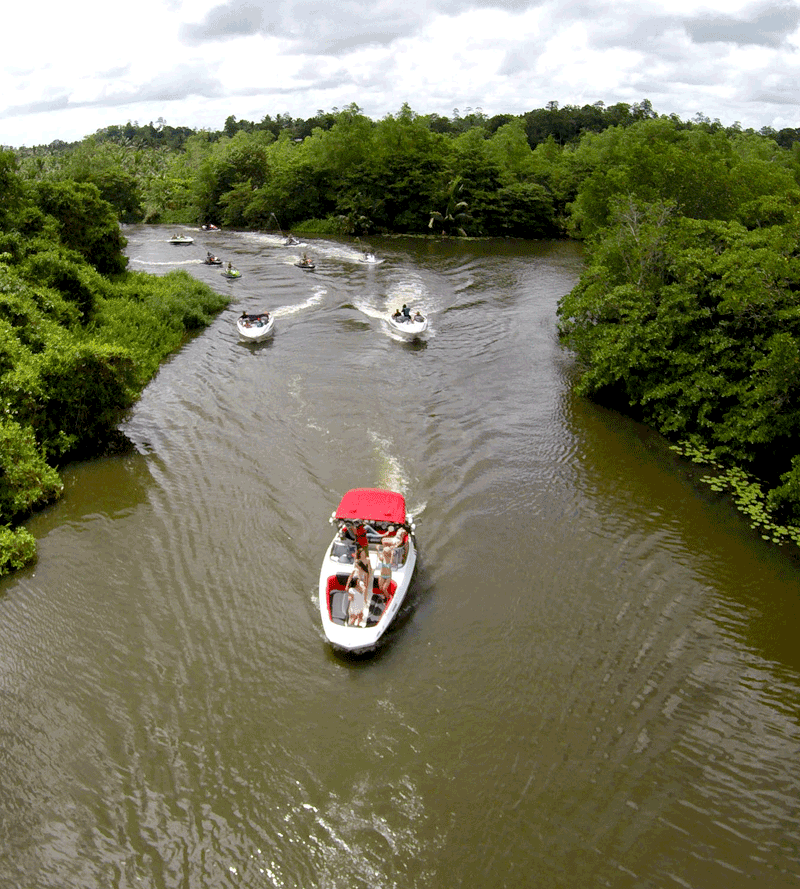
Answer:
[330,540,355,563]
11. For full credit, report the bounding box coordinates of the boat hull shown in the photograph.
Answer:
[388,315,428,338]
[237,314,274,342]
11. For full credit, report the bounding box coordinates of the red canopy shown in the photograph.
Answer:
[335,488,407,524]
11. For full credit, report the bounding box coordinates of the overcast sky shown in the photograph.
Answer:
[3,0,800,147]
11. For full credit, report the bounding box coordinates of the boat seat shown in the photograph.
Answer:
[330,591,349,623]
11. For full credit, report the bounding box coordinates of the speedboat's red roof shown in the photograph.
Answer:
[335,488,407,523]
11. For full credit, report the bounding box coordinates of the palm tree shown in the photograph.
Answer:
[429,177,471,236]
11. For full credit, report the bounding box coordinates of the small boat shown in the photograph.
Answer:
[236,312,274,343]
[295,256,315,271]
[221,267,241,279]
[169,235,194,245]
[203,254,222,265]
[318,488,417,654]
[358,251,378,264]
[284,235,301,246]
[200,224,220,231]
[388,308,428,339]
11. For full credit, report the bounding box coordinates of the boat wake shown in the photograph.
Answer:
[385,276,429,312]
[368,430,416,504]
[128,257,201,267]
[238,231,307,249]
[274,287,326,317]
[351,297,388,323]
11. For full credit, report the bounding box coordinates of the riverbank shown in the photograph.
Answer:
[0,264,227,576]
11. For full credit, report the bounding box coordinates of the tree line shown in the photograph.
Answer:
[4,100,710,238]
[3,99,800,571]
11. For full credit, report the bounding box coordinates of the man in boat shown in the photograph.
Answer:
[352,523,369,561]
[401,303,411,319]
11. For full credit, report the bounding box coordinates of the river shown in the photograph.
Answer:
[1,226,799,888]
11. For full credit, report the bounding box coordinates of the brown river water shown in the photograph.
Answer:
[1,226,799,888]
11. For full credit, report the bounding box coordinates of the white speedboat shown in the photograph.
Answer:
[388,310,428,339]
[319,488,417,654]
[358,251,378,264]
[169,234,194,245]
[236,312,274,343]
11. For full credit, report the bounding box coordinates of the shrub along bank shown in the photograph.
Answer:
[557,117,800,544]
[0,150,227,575]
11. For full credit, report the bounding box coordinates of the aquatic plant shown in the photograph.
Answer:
[671,441,800,547]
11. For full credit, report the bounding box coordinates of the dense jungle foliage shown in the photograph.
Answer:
[0,150,227,575]
[4,98,800,570]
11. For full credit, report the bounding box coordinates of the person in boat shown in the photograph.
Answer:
[353,523,369,562]
[227,261,234,272]
[346,573,368,626]
[376,530,397,596]
[401,304,411,320]
[383,525,408,561]
[413,311,424,322]
[346,556,372,626]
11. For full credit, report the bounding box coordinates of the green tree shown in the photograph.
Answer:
[568,118,800,238]
[26,179,128,274]
[0,150,25,230]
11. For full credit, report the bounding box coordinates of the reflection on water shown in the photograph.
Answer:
[1,228,799,888]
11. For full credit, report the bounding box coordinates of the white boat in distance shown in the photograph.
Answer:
[388,309,428,339]
[169,234,194,245]
[236,312,274,343]
[319,488,417,654]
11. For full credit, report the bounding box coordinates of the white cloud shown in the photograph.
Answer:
[2,0,800,147]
